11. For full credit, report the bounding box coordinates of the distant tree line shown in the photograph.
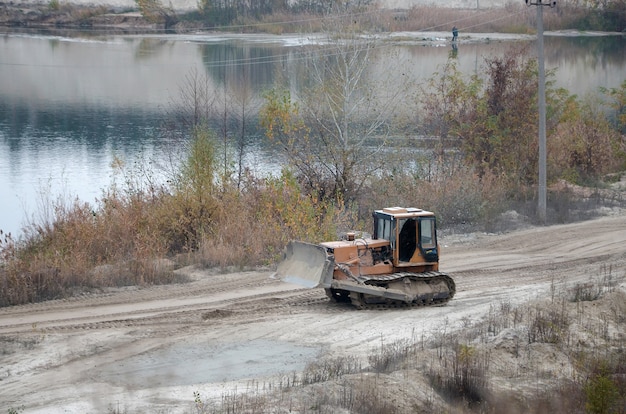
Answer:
[196,0,374,26]
[136,0,623,32]
[136,0,374,27]
[575,0,626,32]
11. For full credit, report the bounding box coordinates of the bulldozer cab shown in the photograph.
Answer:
[373,207,439,265]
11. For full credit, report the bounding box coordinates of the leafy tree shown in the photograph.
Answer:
[420,47,567,188]
[161,126,218,252]
[464,48,539,184]
[420,47,625,195]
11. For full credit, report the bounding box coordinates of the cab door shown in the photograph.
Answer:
[418,216,438,262]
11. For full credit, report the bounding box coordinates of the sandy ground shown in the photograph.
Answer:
[1,209,625,413]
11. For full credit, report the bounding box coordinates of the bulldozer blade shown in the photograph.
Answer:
[275,241,334,288]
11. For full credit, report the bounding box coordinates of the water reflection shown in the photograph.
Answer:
[449,42,458,59]
[200,42,281,90]
[544,35,626,96]
[0,99,169,238]
[546,35,626,67]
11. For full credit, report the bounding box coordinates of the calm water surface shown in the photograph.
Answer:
[1,31,625,237]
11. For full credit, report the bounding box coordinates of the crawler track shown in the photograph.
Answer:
[328,271,456,310]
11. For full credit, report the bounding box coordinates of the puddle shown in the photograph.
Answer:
[97,339,320,388]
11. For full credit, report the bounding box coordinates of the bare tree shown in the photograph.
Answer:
[261,14,410,203]
[165,68,217,136]
[214,64,260,190]
[162,66,260,193]
[231,75,260,190]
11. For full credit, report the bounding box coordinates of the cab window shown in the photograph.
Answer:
[420,218,436,249]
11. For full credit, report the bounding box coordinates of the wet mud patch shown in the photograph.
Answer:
[97,339,320,388]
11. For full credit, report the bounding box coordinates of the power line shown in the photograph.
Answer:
[455,8,527,32]
[0,5,525,36]
[0,8,526,71]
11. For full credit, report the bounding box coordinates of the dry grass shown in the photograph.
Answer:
[360,160,511,232]
[0,161,344,306]
[189,272,626,414]
[0,188,185,306]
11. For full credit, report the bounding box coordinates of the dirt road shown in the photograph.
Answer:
[1,212,625,413]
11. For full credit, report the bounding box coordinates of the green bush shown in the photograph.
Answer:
[585,374,620,414]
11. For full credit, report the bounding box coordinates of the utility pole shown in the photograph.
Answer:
[526,0,555,224]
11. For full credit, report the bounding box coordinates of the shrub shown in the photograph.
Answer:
[550,97,622,184]
[428,343,491,405]
[363,162,510,231]
[527,301,570,344]
[368,338,414,373]
[585,373,620,414]
[301,356,362,385]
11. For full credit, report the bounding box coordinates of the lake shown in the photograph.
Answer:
[1,30,625,238]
